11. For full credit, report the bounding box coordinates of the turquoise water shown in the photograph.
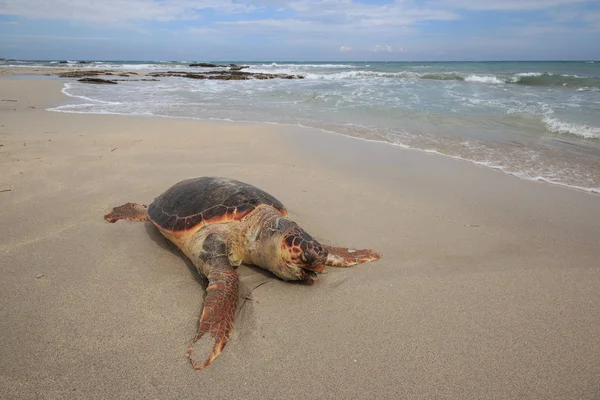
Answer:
[5,60,599,192]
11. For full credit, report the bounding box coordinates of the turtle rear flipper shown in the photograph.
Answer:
[188,234,238,370]
[104,202,149,223]
[324,245,382,267]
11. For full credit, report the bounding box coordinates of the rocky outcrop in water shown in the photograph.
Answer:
[57,60,91,64]
[75,76,158,84]
[78,78,118,84]
[229,64,249,71]
[112,78,160,82]
[189,63,224,67]
[57,70,138,78]
[59,70,106,77]
[189,63,250,71]
[148,70,303,80]
[53,68,300,82]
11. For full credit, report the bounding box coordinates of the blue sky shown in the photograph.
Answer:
[0,0,599,61]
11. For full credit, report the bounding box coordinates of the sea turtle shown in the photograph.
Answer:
[104,176,381,370]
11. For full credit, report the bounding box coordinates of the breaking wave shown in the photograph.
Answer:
[257,63,357,69]
[542,117,600,139]
[464,75,504,84]
[301,70,600,90]
[508,73,598,88]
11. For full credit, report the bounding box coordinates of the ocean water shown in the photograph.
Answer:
[5,60,600,193]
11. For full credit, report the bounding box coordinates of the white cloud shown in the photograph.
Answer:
[0,0,460,26]
[582,11,600,24]
[371,44,393,53]
[546,9,600,30]
[440,0,586,11]
[216,18,313,28]
[0,0,251,22]
[512,25,576,36]
[0,0,598,58]
[1,34,112,40]
[0,0,594,26]
[286,0,459,22]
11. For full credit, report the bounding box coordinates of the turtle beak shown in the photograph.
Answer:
[300,269,318,284]
[301,262,324,273]
[311,263,325,273]
[298,262,325,284]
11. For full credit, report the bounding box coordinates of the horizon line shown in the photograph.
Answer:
[1,59,598,63]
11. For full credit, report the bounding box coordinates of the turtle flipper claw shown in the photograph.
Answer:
[187,258,238,370]
[324,245,382,268]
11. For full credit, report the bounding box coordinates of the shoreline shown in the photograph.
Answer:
[1,78,599,399]
[3,66,596,195]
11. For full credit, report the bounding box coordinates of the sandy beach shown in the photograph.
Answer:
[1,76,599,399]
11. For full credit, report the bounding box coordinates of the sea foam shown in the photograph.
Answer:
[542,117,600,139]
[465,75,504,84]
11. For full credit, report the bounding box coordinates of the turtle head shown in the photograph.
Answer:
[279,226,328,284]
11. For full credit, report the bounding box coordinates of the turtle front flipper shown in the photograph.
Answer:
[188,234,238,370]
[324,245,382,267]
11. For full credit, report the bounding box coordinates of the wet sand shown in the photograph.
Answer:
[1,77,599,399]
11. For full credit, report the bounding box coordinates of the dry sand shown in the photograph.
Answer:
[1,77,599,399]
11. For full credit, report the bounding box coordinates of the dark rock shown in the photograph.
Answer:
[208,75,244,80]
[78,78,117,84]
[189,63,226,68]
[183,74,207,79]
[56,70,139,78]
[147,72,185,77]
[112,79,160,82]
[147,70,303,80]
[229,64,249,71]
[58,70,114,78]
